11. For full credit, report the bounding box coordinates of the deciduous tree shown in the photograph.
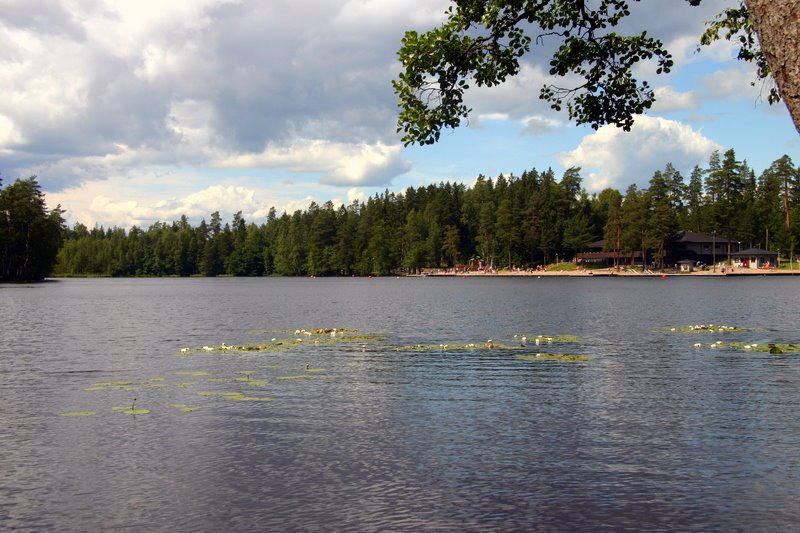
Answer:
[395,0,800,145]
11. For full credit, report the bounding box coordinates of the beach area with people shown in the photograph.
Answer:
[420,265,800,277]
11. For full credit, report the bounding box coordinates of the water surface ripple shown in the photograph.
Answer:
[1,277,799,531]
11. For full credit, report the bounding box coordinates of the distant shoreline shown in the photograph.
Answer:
[419,268,800,278]
[35,268,800,281]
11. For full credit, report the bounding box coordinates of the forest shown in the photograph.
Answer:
[47,149,798,278]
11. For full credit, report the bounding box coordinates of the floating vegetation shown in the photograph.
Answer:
[233,377,270,386]
[394,342,516,352]
[665,324,755,333]
[177,327,388,357]
[516,334,582,344]
[304,368,327,373]
[704,342,800,354]
[277,375,316,380]
[178,340,307,355]
[112,398,150,415]
[230,371,270,386]
[60,411,97,417]
[85,381,139,392]
[83,378,175,392]
[517,353,591,362]
[176,371,209,377]
[198,391,272,401]
[247,327,359,336]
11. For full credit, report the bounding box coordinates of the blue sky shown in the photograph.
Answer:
[1,0,798,228]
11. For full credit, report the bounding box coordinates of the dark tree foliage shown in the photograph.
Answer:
[394,0,709,145]
[0,176,66,281]
[394,0,800,145]
[52,152,798,277]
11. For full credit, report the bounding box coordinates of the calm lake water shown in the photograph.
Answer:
[2,277,800,532]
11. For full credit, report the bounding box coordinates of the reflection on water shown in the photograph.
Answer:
[1,277,800,531]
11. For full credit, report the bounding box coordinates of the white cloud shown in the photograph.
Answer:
[218,140,411,186]
[1,0,433,191]
[49,176,285,228]
[703,67,764,102]
[2,0,791,231]
[559,115,721,192]
[466,63,563,123]
[347,187,367,204]
[0,113,24,148]
[334,0,448,29]
[282,196,317,215]
[476,113,511,122]
[165,99,217,154]
[651,86,699,113]
[520,115,562,136]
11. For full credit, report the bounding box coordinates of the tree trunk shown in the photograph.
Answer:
[745,0,800,134]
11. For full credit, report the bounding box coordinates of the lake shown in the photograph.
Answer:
[1,277,799,531]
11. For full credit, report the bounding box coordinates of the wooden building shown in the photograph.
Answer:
[666,231,739,266]
[731,248,778,269]
[575,240,643,266]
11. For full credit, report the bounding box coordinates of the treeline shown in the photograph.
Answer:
[53,149,799,277]
[0,176,65,281]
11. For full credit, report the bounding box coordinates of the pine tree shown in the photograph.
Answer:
[0,176,65,281]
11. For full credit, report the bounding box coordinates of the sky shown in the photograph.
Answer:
[1,0,798,229]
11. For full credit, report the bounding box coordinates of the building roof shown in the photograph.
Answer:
[576,251,643,260]
[675,231,736,244]
[586,231,737,251]
[585,239,606,250]
[732,248,778,256]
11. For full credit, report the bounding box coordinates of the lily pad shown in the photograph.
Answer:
[176,371,210,376]
[233,378,270,386]
[60,411,97,417]
[713,342,800,354]
[85,383,139,392]
[394,342,515,352]
[517,353,591,362]
[112,398,150,415]
[518,334,582,343]
[112,406,150,415]
[664,324,756,333]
